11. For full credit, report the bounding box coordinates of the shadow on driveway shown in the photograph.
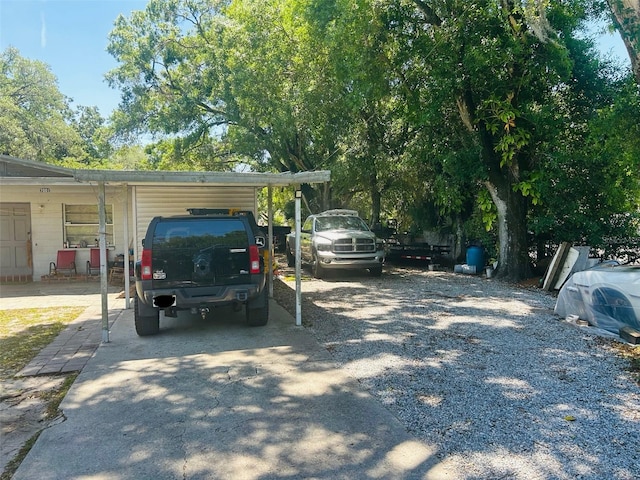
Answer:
[12,300,443,480]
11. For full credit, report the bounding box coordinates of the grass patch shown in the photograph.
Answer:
[0,431,42,480]
[0,307,85,379]
[40,373,78,419]
[0,305,83,480]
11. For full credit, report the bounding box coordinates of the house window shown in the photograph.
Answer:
[63,204,114,248]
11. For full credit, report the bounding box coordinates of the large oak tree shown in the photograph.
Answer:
[398,1,585,279]
[0,47,86,163]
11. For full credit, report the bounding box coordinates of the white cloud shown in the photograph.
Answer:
[40,11,46,48]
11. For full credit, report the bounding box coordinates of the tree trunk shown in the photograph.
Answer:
[370,172,382,226]
[322,182,331,211]
[606,0,640,84]
[455,216,464,262]
[484,177,531,281]
[462,90,532,282]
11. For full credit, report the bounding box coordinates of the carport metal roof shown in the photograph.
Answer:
[1,155,330,186]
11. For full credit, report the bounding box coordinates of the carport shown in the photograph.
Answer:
[0,156,330,340]
[75,168,330,341]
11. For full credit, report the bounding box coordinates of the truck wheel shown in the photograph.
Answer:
[246,289,269,326]
[134,295,160,336]
[369,266,383,277]
[312,253,324,279]
[286,247,295,267]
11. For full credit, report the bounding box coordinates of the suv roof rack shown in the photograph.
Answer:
[187,208,251,216]
[186,208,260,233]
[318,209,359,216]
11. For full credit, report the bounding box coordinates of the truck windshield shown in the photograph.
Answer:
[315,216,369,232]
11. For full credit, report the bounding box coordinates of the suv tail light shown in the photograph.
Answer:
[141,248,152,280]
[249,245,260,274]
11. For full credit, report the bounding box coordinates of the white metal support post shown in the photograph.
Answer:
[267,185,274,298]
[123,184,131,309]
[295,188,302,326]
[98,182,110,343]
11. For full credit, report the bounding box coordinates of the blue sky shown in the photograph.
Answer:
[0,0,147,116]
[0,0,632,118]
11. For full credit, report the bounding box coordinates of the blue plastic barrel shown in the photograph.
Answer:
[466,245,485,272]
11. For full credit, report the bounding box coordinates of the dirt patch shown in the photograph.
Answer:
[116,285,135,299]
[0,375,68,474]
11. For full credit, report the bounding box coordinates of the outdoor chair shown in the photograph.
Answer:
[49,250,77,277]
[86,248,100,277]
[108,265,125,285]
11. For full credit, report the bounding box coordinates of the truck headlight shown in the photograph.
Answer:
[316,242,332,252]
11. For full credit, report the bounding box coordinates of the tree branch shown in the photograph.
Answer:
[412,0,442,26]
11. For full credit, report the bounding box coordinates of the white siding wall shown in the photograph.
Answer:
[1,184,258,280]
[0,184,129,280]
[133,186,258,253]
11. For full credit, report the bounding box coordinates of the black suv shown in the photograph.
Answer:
[134,209,268,336]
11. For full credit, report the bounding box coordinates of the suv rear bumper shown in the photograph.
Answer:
[136,281,263,310]
[316,251,385,270]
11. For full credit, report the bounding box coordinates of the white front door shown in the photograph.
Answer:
[0,203,32,279]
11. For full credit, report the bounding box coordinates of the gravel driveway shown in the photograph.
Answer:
[273,265,640,480]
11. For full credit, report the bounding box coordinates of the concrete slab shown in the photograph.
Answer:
[15,307,122,376]
[1,282,126,376]
[12,301,440,480]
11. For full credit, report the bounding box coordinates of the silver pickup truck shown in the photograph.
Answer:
[286,209,385,278]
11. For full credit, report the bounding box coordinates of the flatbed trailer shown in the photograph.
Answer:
[386,242,451,263]
[372,219,452,265]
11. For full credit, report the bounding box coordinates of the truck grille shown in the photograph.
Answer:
[333,238,376,253]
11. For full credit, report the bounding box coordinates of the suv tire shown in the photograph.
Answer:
[134,295,160,336]
[246,287,269,326]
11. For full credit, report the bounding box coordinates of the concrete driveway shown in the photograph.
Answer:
[12,299,439,480]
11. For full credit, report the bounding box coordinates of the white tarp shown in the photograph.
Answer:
[555,263,640,334]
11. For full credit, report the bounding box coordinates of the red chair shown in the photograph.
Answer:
[49,250,77,277]
[86,248,100,276]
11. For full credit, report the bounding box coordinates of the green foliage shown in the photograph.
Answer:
[0,47,115,166]
[531,76,640,251]
[106,0,344,183]
[257,186,293,226]
[0,47,88,163]
[463,203,499,262]
[513,172,543,206]
[479,96,533,168]
[71,106,113,162]
[107,145,154,170]
[103,0,639,276]
[478,189,498,232]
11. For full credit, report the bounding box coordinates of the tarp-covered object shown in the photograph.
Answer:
[555,263,640,334]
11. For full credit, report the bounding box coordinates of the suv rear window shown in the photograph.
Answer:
[153,219,249,249]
